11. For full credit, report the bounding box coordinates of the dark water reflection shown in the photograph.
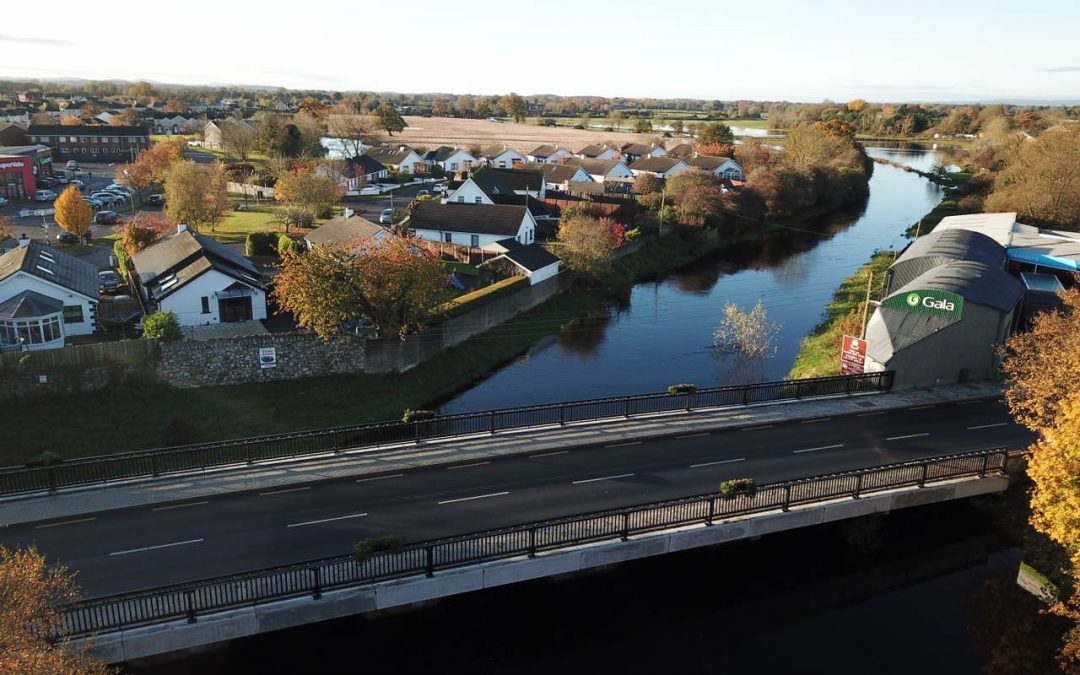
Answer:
[441,148,943,412]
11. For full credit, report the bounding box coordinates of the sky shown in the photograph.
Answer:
[2,0,1079,103]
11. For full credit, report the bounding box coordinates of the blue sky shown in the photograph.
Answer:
[2,0,1078,103]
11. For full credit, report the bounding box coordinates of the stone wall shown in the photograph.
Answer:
[158,334,365,388]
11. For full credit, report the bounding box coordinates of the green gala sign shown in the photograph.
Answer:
[882,289,965,320]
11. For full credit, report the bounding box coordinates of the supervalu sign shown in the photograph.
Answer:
[882,289,965,320]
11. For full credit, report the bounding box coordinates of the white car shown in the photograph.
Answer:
[379,208,394,224]
[432,183,446,194]
[34,190,58,202]
[0,196,8,207]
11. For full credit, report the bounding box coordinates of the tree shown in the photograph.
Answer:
[675,184,724,226]
[608,110,625,130]
[252,112,284,154]
[298,97,326,119]
[632,118,653,134]
[670,119,685,136]
[164,161,230,232]
[0,215,10,242]
[697,122,735,146]
[985,125,1080,229]
[665,169,717,203]
[291,113,328,157]
[116,138,185,198]
[54,186,92,240]
[274,165,340,224]
[163,99,189,114]
[473,97,492,118]
[498,93,527,123]
[713,301,780,360]
[432,97,452,117]
[352,236,451,338]
[273,244,366,341]
[116,215,168,257]
[142,310,182,341]
[0,545,114,675]
[219,119,256,161]
[632,172,663,195]
[374,102,406,136]
[557,215,621,278]
[324,115,372,159]
[110,108,139,127]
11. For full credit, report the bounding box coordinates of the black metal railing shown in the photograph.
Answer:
[62,446,1008,637]
[0,372,893,497]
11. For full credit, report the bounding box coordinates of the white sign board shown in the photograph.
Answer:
[258,347,277,369]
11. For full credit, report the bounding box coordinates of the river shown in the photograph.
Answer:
[440,147,946,413]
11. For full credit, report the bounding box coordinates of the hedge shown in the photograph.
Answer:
[667,383,697,395]
[353,536,407,564]
[719,478,757,499]
[245,231,278,256]
[439,275,528,319]
[402,408,436,423]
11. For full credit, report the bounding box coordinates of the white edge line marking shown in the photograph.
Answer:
[886,433,930,441]
[356,473,404,482]
[530,450,568,458]
[110,538,204,556]
[437,491,510,505]
[910,405,935,410]
[447,461,490,470]
[741,425,774,431]
[35,517,96,529]
[800,418,832,424]
[676,432,710,439]
[689,458,746,468]
[287,513,368,528]
[793,443,844,455]
[573,473,635,485]
[606,441,643,447]
[152,500,209,511]
[259,486,311,496]
[968,422,1009,430]
[857,411,885,417]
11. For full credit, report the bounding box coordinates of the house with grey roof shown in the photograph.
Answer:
[522,162,592,191]
[131,225,266,326]
[404,202,537,249]
[0,239,100,350]
[483,146,527,169]
[576,143,617,160]
[365,145,427,175]
[573,158,634,183]
[526,144,573,164]
[424,146,477,172]
[304,214,390,251]
[628,156,690,179]
[686,155,744,180]
[480,239,560,286]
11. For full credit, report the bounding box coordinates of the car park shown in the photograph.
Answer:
[379,208,394,224]
[91,193,118,206]
[34,190,57,202]
[56,231,78,244]
[94,210,120,225]
[98,270,121,293]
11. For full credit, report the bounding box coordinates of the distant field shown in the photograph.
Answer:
[372,116,677,151]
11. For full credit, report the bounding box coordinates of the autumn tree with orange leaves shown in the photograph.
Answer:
[116,139,186,200]
[0,545,114,675]
[1002,286,1080,671]
[54,186,93,240]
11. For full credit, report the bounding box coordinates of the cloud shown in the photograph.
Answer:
[1043,66,1080,73]
[0,34,76,46]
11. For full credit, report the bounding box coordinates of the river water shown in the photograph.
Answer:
[440,147,945,413]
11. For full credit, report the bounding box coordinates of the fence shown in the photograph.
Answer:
[0,339,159,370]
[0,372,893,496]
[61,448,1012,637]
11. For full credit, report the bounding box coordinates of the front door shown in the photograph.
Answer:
[218,296,253,323]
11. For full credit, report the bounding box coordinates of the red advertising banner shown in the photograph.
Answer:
[840,334,867,376]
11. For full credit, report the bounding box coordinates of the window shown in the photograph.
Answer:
[91,137,98,143]
[474,196,482,204]
[201,296,210,314]
[63,305,84,324]
[457,196,464,203]
[443,232,452,243]
[470,235,479,248]
[0,315,61,345]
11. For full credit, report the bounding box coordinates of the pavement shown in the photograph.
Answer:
[0,383,1033,599]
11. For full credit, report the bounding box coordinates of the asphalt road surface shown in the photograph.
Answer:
[0,398,1031,599]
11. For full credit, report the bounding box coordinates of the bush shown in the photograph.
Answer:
[113,239,130,277]
[317,206,334,219]
[573,124,585,130]
[624,227,643,242]
[277,233,304,256]
[38,451,63,466]
[719,478,757,499]
[353,536,407,564]
[245,231,278,256]
[142,310,182,342]
[539,117,557,127]
[667,383,697,395]
[163,417,200,446]
[402,409,436,423]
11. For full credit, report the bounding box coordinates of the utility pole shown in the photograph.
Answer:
[913,218,923,239]
[658,186,666,238]
[860,271,874,339]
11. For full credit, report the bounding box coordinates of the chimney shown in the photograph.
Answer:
[18,233,29,248]
[177,223,188,234]
[344,207,355,218]
[399,145,405,152]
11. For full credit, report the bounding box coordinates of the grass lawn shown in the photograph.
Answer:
[150,134,198,144]
[787,252,893,379]
[724,118,770,129]
[201,205,331,244]
[2,291,599,464]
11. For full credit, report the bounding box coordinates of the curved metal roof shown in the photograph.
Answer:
[888,230,1006,293]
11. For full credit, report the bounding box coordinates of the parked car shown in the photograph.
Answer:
[70,179,85,188]
[417,189,430,198]
[56,231,78,244]
[66,160,79,171]
[106,186,132,197]
[95,210,120,225]
[37,177,57,189]
[91,193,118,205]
[98,270,121,293]
[379,208,394,224]
[0,196,8,208]
[34,190,57,202]
[432,183,446,194]
[57,176,69,185]
[85,197,104,209]
[145,194,165,207]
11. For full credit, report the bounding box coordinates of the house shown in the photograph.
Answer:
[304,213,391,251]
[480,239,560,286]
[576,143,617,160]
[202,120,254,150]
[526,144,574,164]
[629,156,690,178]
[131,225,267,326]
[0,124,29,146]
[686,156,744,180]
[405,202,537,249]
[0,240,100,350]
[619,142,666,163]
[522,162,592,191]
[152,115,200,135]
[364,145,427,175]
[574,159,635,183]
[665,142,696,160]
[318,155,389,192]
[483,146,527,169]
[446,167,546,205]
[27,124,150,161]
[424,146,477,172]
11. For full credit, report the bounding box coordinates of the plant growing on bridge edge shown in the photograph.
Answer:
[402,409,436,423]
[719,478,757,499]
[667,383,697,395]
[353,536,407,564]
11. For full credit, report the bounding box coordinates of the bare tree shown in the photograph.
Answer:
[219,120,256,161]
[325,115,374,159]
